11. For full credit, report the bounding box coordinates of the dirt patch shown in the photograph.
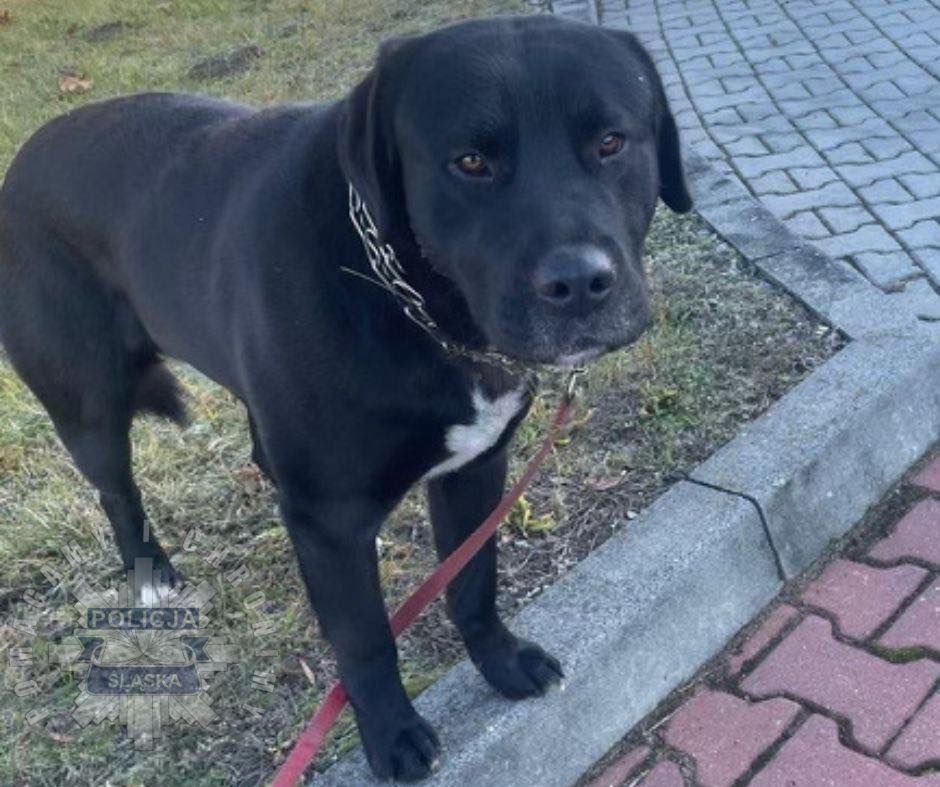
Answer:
[82,20,128,43]
[189,44,265,80]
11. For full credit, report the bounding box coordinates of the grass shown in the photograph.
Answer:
[0,1,842,785]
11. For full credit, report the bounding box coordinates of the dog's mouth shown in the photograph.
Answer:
[549,345,607,368]
[486,332,640,370]
[483,308,653,370]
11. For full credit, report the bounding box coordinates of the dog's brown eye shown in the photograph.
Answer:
[599,132,625,158]
[454,152,490,177]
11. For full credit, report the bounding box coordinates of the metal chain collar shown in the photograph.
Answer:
[346,183,586,398]
[347,184,530,376]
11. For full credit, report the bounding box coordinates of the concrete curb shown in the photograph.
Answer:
[320,483,780,787]
[692,332,940,579]
[314,7,940,786]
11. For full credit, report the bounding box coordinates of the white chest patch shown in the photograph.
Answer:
[424,386,526,480]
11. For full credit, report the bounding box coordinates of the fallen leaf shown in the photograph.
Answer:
[508,495,555,535]
[298,657,317,689]
[59,74,93,94]
[0,10,11,26]
[585,474,624,491]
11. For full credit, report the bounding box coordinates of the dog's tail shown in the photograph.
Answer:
[133,362,189,426]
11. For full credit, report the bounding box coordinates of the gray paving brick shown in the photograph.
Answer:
[734,103,777,123]
[758,132,803,154]
[787,54,824,70]
[845,29,881,46]
[872,94,940,119]
[889,277,940,321]
[853,251,921,288]
[826,142,875,165]
[711,52,747,68]
[752,56,791,74]
[791,110,839,131]
[710,124,752,145]
[829,105,879,126]
[694,89,768,114]
[836,55,875,73]
[862,136,914,161]
[835,151,935,187]
[815,31,851,49]
[814,224,903,257]
[724,137,771,157]
[785,210,831,239]
[736,148,827,179]
[870,198,940,232]
[761,182,858,218]
[820,206,878,234]
[749,169,799,195]
[803,122,892,151]
[690,79,729,98]
[898,220,940,249]
[770,82,813,101]
[780,95,862,118]
[913,248,940,281]
[721,76,763,93]
[788,166,842,190]
[858,178,913,205]
[803,77,845,99]
[893,75,936,98]
[900,174,940,200]
[762,66,834,87]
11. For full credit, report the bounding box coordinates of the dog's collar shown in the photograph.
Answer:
[345,183,533,378]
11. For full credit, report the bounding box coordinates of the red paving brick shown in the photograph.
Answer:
[887,692,940,770]
[912,457,940,493]
[802,559,926,638]
[887,694,940,768]
[880,578,940,653]
[582,460,940,787]
[750,715,940,787]
[636,760,685,786]
[663,689,799,787]
[742,615,940,751]
[869,500,940,566]
[727,604,799,676]
[585,745,650,787]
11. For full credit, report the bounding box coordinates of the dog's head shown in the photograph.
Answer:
[338,15,692,366]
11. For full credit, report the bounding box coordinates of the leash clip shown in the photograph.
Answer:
[565,366,586,403]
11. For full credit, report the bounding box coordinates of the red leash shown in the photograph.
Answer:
[271,389,579,787]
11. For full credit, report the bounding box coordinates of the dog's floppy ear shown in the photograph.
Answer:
[337,38,413,240]
[609,30,692,213]
[654,93,693,213]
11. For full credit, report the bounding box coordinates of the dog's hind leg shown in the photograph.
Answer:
[0,229,182,595]
[53,414,180,594]
[247,411,275,482]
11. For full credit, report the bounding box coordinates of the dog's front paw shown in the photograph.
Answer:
[133,552,183,605]
[360,710,441,782]
[472,635,563,699]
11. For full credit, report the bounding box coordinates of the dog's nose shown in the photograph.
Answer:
[534,246,616,315]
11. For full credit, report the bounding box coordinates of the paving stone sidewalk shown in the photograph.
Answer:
[580,453,940,786]
[553,0,940,318]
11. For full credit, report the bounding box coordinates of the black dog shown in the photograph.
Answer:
[0,15,690,780]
